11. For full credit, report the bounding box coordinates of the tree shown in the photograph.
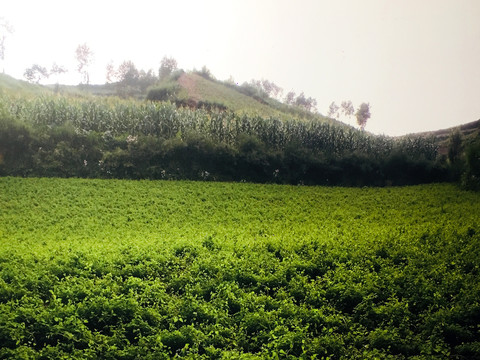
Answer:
[266,80,283,99]
[159,56,177,81]
[448,129,463,165]
[117,60,139,84]
[247,79,283,99]
[137,69,157,92]
[284,90,317,112]
[284,91,296,105]
[327,101,340,119]
[75,43,93,84]
[261,79,273,96]
[341,100,355,117]
[356,103,371,130]
[24,64,49,83]
[225,75,235,85]
[109,61,157,97]
[294,92,317,112]
[0,18,14,73]
[105,61,116,83]
[115,60,140,97]
[462,139,480,190]
[198,65,213,80]
[50,63,67,82]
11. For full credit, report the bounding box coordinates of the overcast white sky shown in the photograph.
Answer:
[2,0,479,136]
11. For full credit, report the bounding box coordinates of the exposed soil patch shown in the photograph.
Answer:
[178,73,200,101]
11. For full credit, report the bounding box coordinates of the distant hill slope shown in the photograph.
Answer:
[412,119,480,140]
[175,72,335,123]
[176,73,284,118]
[2,72,478,150]
[410,119,480,155]
[0,73,50,94]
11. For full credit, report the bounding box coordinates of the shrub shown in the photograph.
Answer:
[462,139,480,190]
[146,84,180,102]
[0,116,34,176]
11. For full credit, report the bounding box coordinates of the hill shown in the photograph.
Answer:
[2,72,478,142]
[174,72,331,123]
[0,71,342,127]
[0,87,444,185]
[1,72,478,188]
[0,73,50,94]
[410,119,480,156]
[176,72,284,118]
[412,119,480,140]
[145,71,345,130]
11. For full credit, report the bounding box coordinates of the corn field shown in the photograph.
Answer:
[2,93,438,160]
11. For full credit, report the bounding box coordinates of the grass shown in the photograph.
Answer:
[0,73,49,95]
[1,177,479,358]
[179,73,305,119]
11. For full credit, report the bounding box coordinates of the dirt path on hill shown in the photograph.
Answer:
[178,73,200,101]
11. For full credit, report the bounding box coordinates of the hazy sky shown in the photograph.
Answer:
[2,0,479,136]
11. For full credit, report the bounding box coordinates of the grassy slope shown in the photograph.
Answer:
[176,73,343,127]
[409,119,480,155]
[0,73,50,95]
[0,177,479,358]
[411,119,480,140]
[177,73,289,118]
[0,73,118,98]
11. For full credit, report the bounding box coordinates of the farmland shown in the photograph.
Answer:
[0,91,445,185]
[0,177,479,358]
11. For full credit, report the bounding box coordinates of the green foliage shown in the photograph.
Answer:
[0,92,447,185]
[197,100,227,111]
[356,102,371,131]
[462,137,480,190]
[169,69,185,82]
[146,83,181,102]
[448,129,463,164]
[195,65,214,80]
[159,56,178,81]
[0,178,479,358]
[0,115,34,176]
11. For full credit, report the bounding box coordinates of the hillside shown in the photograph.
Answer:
[411,119,480,140]
[174,72,332,123]
[1,72,478,188]
[0,73,50,94]
[3,72,477,143]
[177,73,283,118]
[410,119,480,155]
[0,71,341,126]
[0,87,445,185]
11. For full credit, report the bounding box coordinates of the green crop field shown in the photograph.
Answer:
[0,177,479,359]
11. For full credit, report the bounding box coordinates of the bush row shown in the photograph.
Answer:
[0,114,449,185]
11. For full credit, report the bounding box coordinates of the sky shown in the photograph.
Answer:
[1,0,479,136]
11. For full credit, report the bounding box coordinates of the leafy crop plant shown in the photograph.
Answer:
[0,178,478,358]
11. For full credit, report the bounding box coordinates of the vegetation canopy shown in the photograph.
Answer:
[0,87,447,186]
[0,178,479,358]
